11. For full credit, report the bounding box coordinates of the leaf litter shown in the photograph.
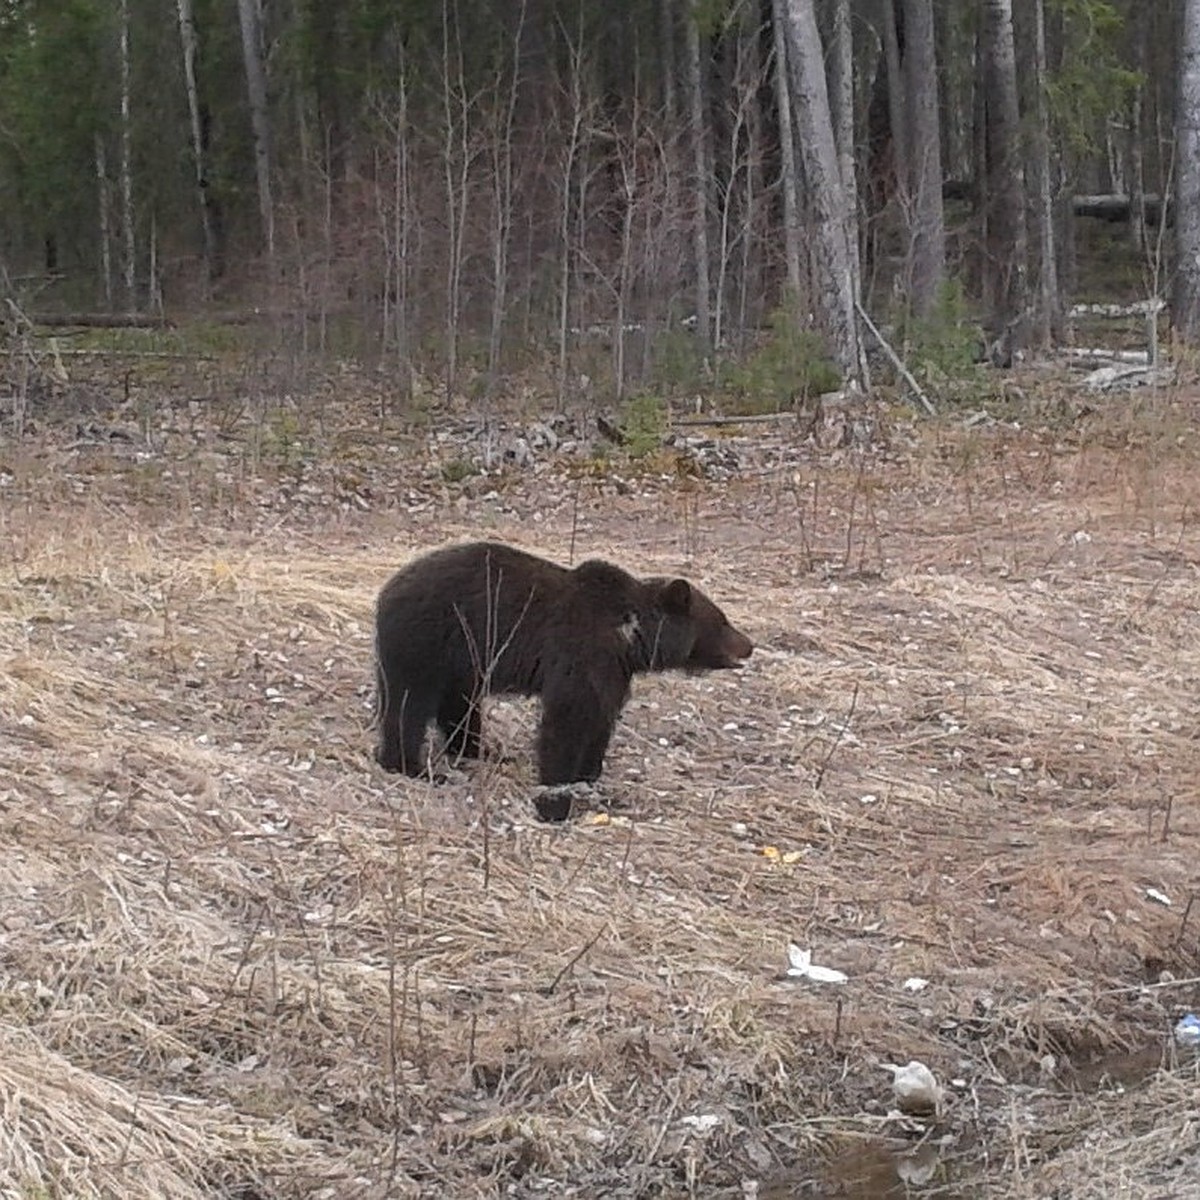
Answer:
[1,380,1200,1197]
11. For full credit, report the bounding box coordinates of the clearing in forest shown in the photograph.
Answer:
[1,382,1198,1197]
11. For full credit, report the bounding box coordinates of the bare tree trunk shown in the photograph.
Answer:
[970,25,989,301]
[685,2,712,349]
[828,0,861,286]
[1176,0,1200,341]
[981,0,1028,355]
[236,0,275,259]
[441,0,474,396]
[737,19,765,346]
[175,0,218,284]
[118,0,136,308]
[780,0,863,383]
[881,0,908,186]
[95,135,113,308]
[613,98,642,401]
[1128,4,1148,255]
[148,212,163,313]
[371,57,414,398]
[714,34,757,352]
[392,71,413,398]
[660,0,677,119]
[771,0,803,301]
[902,0,945,316]
[1044,2,1074,301]
[555,22,587,405]
[1025,0,1058,346]
[486,0,527,394]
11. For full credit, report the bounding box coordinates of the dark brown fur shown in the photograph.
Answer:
[374,541,753,784]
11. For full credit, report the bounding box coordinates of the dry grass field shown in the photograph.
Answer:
[2,377,1199,1197]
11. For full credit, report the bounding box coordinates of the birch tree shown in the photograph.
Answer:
[902,0,944,316]
[828,0,860,286]
[1176,0,1200,341]
[118,0,135,307]
[237,0,275,258]
[175,0,218,281]
[981,0,1028,355]
[779,0,863,383]
[685,1,713,349]
[1023,0,1058,345]
[770,0,802,300]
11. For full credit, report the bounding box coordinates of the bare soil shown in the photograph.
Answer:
[2,380,1199,1198]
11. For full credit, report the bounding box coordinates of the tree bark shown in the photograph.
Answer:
[981,0,1028,353]
[236,0,275,258]
[1024,0,1058,346]
[685,2,713,349]
[901,0,945,316]
[175,0,219,282]
[828,0,861,286]
[1128,3,1148,255]
[780,0,863,383]
[659,0,677,119]
[94,135,112,309]
[771,0,803,301]
[880,0,908,188]
[118,0,136,308]
[1176,0,1200,341]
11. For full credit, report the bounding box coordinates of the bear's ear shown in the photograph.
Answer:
[661,578,691,613]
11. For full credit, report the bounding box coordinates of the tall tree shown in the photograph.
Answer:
[685,1,713,348]
[902,0,945,316]
[880,0,908,186]
[780,0,863,382]
[175,0,219,282]
[1176,0,1200,340]
[1022,0,1059,346]
[828,0,860,285]
[236,0,274,258]
[981,0,1028,356]
[118,0,135,307]
[771,0,803,299]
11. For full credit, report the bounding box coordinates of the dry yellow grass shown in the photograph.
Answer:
[1,393,1199,1197]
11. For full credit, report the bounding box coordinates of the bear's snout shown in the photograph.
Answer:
[720,628,754,667]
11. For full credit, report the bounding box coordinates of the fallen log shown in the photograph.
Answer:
[29,312,173,329]
[940,183,1171,225]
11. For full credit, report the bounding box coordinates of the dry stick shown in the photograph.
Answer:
[385,888,402,1187]
[855,298,937,416]
[1098,972,1200,997]
[813,682,860,790]
[542,922,608,996]
[671,412,800,428]
[569,477,582,565]
[1177,894,1195,945]
[617,816,636,879]
[645,1084,684,1163]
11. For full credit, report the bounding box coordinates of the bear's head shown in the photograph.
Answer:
[644,577,754,672]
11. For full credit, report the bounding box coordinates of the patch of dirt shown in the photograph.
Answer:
[2,382,1200,1197]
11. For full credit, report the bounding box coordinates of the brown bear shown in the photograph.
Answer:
[373,540,753,787]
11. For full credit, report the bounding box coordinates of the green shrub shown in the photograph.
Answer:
[720,307,841,415]
[650,324,707,394]
[901,279,984,388]
[440,457,479,484]
[619,392,667,458]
